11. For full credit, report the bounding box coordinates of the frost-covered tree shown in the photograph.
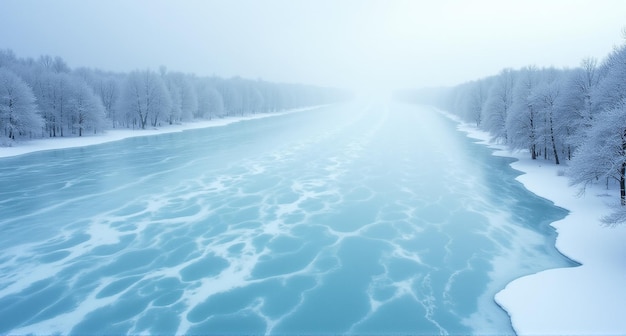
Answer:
[466,79,489,127]
[218,79,244,116]
[164,75,182,124]
[554,60,600,157]
[0,68,42,140]
[164,72,198,123]
[96,74,122,128]
[119,70,172,129]
[591,45,626,114]
[262,82,281,112]
[569,107,626,205]
[67,81,106,136]
[31,71,108,137]
[482,69,515,143]
[531,71,565,164]
[74,68,122,128]
[506,66,540,158]
[237,80,265,114]
[39,55,70,74]
[179,75,198,120]
[0,49,349,144]
[444,80,486,126]
[35,72,75,137]
[0,49,17,69]
[196,83,224,119]
[275,84,294,110]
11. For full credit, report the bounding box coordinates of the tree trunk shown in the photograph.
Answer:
[619,161,626,206]
[549,110,559,164]
[568,145,571,161]
[140,113,148,129]
[551,136,560,165]
[622,130,626,205]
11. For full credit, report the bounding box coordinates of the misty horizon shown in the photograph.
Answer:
[1,0,625,94]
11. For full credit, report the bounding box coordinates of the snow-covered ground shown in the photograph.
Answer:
[443,110,626,335]
[0,106,324,159]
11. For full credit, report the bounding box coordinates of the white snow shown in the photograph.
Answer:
[445,111,626,335]
[0,106,325,159]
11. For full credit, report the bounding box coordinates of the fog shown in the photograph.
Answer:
[1,0,624,93]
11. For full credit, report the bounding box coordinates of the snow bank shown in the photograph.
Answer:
[441,109,626,335]
[0,106,324,159]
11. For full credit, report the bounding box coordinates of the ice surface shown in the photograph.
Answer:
[0,102,575,334]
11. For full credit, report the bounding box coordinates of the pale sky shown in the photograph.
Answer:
[0,0,625,94]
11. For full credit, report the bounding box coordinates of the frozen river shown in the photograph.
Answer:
[0,102,575,334]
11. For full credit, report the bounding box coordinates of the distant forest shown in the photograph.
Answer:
[396,38,626,224]
[0,50,349,141]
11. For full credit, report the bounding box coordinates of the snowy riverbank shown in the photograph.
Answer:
[0,106,325,159]
[439,108,626,334]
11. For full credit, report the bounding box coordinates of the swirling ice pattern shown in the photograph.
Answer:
[0,103,574,335]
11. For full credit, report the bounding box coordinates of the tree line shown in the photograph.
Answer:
[0,50,349,143]
[396,38,626,225]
